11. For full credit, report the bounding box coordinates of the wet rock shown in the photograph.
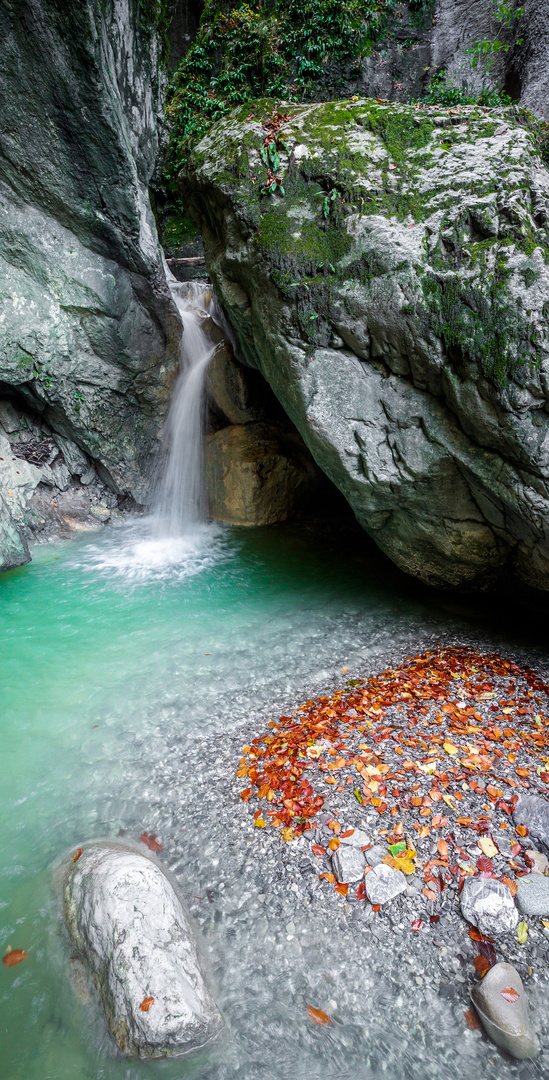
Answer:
[182,101,549,591]
[89,506,111,523]
[471,961,540,1060]
[339,828,371,848]
[460,877,518,937]
[64,845,222,1058]
[516,874,549,916]
[513,794,549,856]
[365,863,407,905]
[364,844,387,867]
[0,431,41,571]
[331,845,366,884]
[206,343,272,425]
[205,421,316,526]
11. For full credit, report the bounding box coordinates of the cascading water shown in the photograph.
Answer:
[154,279,217,536]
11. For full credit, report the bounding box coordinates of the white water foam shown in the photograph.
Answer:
[74,517,229,585]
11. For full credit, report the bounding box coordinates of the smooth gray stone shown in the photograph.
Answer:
[460,877,518,937]
[516,873,549,916]
[365,863,407,905]
[64,845,222,1058]
[471,962,539,1060]
[331,845,366,884]
[513,794,549,857]
[364,844,387,867]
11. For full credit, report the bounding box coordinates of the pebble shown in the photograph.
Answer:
[331,845,366,884]
[460,877,518,937]
[513,794,549,857]
[365,863,407,905]
[516,873,549,916]
[471,961,539,1059]
[364,844,387,867]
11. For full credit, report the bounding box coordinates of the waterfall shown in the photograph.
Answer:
[154,280,216,537]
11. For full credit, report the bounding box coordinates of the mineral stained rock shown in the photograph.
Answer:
[64,846,222,1058]
[0,0,181,569]
[471,961,540,1060]
[181,99,549,590]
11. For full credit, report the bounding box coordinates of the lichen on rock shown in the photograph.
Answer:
[181,98,549,590]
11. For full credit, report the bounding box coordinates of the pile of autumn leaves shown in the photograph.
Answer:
[237,645,549,902]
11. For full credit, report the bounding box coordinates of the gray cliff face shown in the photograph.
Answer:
[181,99,549,591]
[0,0,181,551]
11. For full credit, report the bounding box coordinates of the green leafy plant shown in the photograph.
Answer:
[466,0,524,73]
[164,0,399,186]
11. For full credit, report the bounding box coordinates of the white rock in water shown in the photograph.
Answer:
[64,845,222,1058]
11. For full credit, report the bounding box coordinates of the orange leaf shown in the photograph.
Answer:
[312,844,327,856]
[257,783,270,798]
[516,824,529,837]
[355,882,366,900]
[328,820,341,834]
[73,847,83,862]
[437,839,449,858]
[328,838,340,851]
[335,882,349,896]
[372,903,381,912]
[319,872,336,882]
[340,829,355,838]
[139,832,163,852]
[469,926,495,943]
[456,816,472,826]
[139,997,155,1012]
[419,807,431,817]
[306,1006,332,1025]
[474,956,491,976]
[240,789,252,802]
[516,768,530,778]
[418,825,431,838]
[500,986,519,1003]
[502,875,517,897]
[2,949,27,967]
[422,888,437,901]
[464,1008,482,1031]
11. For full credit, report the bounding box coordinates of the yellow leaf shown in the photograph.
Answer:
[254,818,266,828]
[443,742,459,755]
[517,921,528,945]
[478,837,498,859]
[383,855,416,874]
[541,920,549,930]
[442,793,456,808]
[417,762,436,773]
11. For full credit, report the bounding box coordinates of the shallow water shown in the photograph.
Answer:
[1,519,548,1080]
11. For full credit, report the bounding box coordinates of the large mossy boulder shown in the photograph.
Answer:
[181,98,549,590]
[0,0,181,529]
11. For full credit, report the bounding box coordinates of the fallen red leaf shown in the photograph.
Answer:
[355,882,366,900]
[139,996,154,1012]
[469,927,495,943]
[139,832,163,852]
[2,949,27,968]
[335,882,348,896]
[372,903,381,912]
[464,1008,482,1031]
[411,919,423,931]
[437,839,449,859]
[73,847,83,862]
[306,1006,332,1025]
[500,986,519,1003]
[312,844,326,856]
[474,955,491,975]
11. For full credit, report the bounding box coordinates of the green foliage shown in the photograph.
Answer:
[466,0,524,73]
[162,205,200,248]
[165,0,398,185]
[421,69,512,108]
